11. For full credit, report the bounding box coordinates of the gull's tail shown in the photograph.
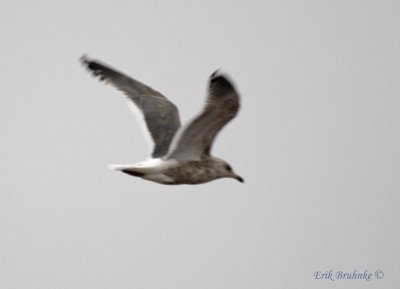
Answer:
[108,164,133,171]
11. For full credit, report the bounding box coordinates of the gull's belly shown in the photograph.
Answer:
[160,160,220,184]
[143,173,176,184]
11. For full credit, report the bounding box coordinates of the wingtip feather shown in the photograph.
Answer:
[210,68,224,79]
[80,54,90,66]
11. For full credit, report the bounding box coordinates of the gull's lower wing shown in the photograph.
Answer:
[81,56,181,158]
[166,71,240,161]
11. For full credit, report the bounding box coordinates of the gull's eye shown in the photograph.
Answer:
[224,164,232,171]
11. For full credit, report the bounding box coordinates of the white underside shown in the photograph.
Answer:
[109,158,178,184]
[126,100,154,155]
[109,158,178,173]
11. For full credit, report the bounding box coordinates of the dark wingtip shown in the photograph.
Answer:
[80,54,90,66]
[79,55,108,81]
[80,55,102,71]
[210,69,231,84]
[209,69,235,91]
[210,68,233,82]
[210,69,223,79]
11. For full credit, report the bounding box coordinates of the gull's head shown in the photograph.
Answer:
[215,158,244,183]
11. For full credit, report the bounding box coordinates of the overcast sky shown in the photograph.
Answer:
[1,1,399,288]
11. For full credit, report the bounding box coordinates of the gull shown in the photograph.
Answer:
[80,56,244,185]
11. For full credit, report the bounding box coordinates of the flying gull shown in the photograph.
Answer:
[81,56,244,185]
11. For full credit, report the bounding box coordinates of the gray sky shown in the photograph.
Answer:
[1,1,399,288]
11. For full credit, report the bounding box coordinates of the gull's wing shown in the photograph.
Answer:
[81,56,181,158]
[165,71,240,161]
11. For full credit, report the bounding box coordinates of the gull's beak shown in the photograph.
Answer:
[235,175,245,183]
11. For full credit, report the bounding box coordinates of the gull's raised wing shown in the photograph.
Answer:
[166,71,240,161]
[81,56,181,158]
